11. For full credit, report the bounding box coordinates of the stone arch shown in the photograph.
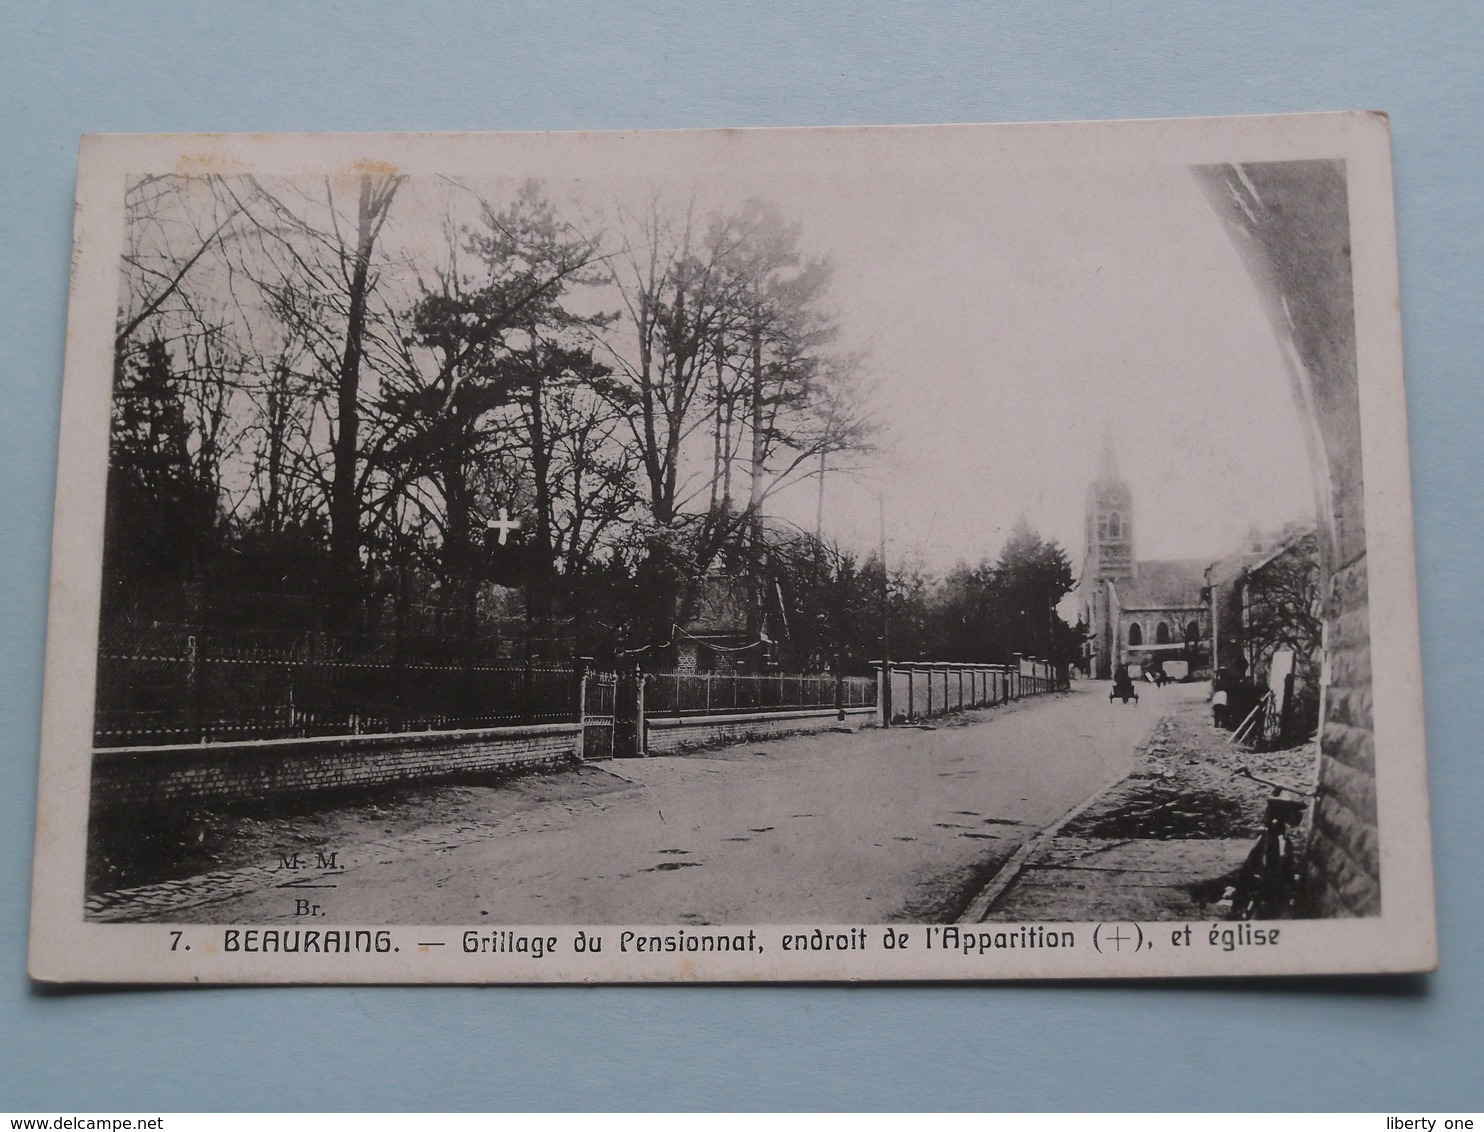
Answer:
[1127,621,1142,647]
[1155,621,1170,645]
[1196,159,1375,917]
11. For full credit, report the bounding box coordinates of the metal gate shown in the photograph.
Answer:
[613,670,641,758]
[581,669,643,759]
[581,670,616,759]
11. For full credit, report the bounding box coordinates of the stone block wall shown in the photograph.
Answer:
[1307,492,1379,915]
[91,723,582,812]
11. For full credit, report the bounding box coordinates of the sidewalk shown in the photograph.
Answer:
[973,682,1317,922]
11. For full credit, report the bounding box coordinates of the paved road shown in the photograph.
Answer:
[102,682,1173,925]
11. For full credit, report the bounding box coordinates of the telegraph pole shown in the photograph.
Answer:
[880,492,892,727]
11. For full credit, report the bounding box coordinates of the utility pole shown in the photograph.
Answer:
[1210,581,1219,675]
[880,492,891,727]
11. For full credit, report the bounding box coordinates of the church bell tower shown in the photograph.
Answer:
[1085,434,1134,582]
[1080,432,1134,679]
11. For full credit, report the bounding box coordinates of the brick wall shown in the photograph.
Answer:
[645,707,876,756]
[91,723,582,812]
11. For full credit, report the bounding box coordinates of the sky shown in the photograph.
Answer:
[646,151,1320,576]
[134,130,1324,584]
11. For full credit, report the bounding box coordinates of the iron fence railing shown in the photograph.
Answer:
[94,645,577,747]
[94,644,877,748]
[645,671,876,718]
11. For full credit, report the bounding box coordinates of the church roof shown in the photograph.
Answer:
[1118,559,1207,609]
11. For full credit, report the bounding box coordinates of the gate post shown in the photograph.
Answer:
[882,660,892,727]
[186,633,202,743]
[574,657,591,761]
[633,664,647,758]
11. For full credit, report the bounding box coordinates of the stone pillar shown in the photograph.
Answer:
[634,665,647,759]
[574,657,592,760]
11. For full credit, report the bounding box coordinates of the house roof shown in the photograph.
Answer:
[1246,527,1319,576]
[1206,525,1319,590]
[1205,548,1261,589]
[1118,559,1207,609]
[683,576,751,635]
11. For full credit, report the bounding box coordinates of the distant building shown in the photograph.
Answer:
[674,576,789,674]
[1076,438,1209,679]
[1205,524,1323,740]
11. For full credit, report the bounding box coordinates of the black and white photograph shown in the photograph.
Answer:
[29,115,1434,982]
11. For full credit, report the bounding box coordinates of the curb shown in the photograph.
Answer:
[956,769,1133,924]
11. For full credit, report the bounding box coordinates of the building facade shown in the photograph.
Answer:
[1205,525,1323,741]
[673,575,788,674]
[1076,440,1209,680]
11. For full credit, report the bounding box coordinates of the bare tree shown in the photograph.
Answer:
[114,176,267,545]
[704,202,874,640]
[603,196,743,529]
[116,175,249,360]
[1241,533,1323,680]
[327,175,404,623]
[179,171,410,629]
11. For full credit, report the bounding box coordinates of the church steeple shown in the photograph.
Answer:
[1084,431,1134,582]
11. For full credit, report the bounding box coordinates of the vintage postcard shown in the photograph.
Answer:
[29,113,1435,982]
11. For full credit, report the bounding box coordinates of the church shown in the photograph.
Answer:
[1076,439,1210,680]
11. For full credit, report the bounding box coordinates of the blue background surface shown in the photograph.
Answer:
[2,2,1481,1111]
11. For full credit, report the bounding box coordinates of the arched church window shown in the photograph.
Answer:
[1156,621,1170,644]
[1108,512,1122,539]
[1127,622,1142,646]
[1186,621,1200,642]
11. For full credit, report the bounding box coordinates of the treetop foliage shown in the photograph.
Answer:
[105,172,1078,671]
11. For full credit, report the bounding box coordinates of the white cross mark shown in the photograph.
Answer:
[487,507,522,546]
